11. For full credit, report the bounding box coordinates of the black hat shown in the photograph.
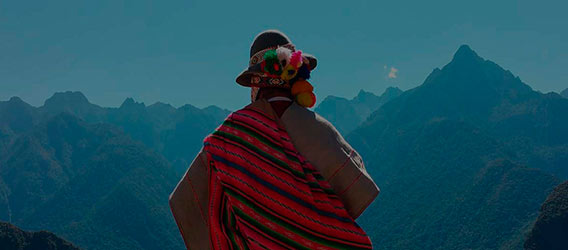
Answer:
[236,30,317,88]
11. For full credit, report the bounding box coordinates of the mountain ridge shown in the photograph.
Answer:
[0,92,231,174]
[347,44,567,249]
[525,181,568,250]
[0,221,81,250]
[1,44,566,249]
[561,88,568,98]
[0,112,184,249]
[315,86,403,134]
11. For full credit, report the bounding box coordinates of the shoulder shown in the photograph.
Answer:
[281,102,343,137]
[280,102,352,158]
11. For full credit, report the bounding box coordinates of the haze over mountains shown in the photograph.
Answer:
[1,45,567,249]
[348,45,568,249]
[315,87,403,134]
[0,94,229,249]
[561,88,568,98]
[0,91,230,174]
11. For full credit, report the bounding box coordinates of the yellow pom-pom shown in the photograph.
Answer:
[291,80,313,96]
[280,64,298,81]
[296,91,316,108]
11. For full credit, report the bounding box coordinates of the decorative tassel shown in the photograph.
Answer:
[291,80,316,108]
[296,92,316,108]
[296,64,311,80]
[263,49,278,60]
[289,50,303,68]
[281,64,298,80]
[263,49,282,75]
[280,50,304,81]
[291,80,313,95]
[276,47,291,67]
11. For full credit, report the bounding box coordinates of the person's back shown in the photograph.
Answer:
[169,29,379,250]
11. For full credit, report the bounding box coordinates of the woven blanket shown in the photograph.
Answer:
[203,102,373,250]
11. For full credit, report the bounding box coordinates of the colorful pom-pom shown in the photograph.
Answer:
[281,64,298,81]
[291,80,313,96]
[276,47,291,66]
[296,91,316,108]
[290,50,303,68]
[263,49,278,61]
[296,64,311,80]
[263,49,282,75]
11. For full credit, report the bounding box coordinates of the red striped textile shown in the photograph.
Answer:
[203,102,373,250]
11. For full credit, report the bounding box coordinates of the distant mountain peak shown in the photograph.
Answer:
[44,91,90,107]
[315,86,403,134]
[561,88,568,98]
[203,105,228,112]
[450,44,483,65]
[149,101,174,109]
[357,89,373,96]
[120,97,145,109]
[354,89,378,101]
[178,103,201,112]
[383,86,403,96]
[122,97,135,105]
[41,91,106,120]
[8,96,24,103]
[4,96,34,109]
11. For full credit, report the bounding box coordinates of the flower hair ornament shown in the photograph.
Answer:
[257,46,316,108]
[236,30,318,107]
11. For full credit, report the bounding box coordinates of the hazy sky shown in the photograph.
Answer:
[1,0,566,110]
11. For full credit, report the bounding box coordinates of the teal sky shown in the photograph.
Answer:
[1,0,566,110]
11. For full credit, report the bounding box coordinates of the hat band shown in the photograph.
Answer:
[250,75,287,86]
[249,43,296,66]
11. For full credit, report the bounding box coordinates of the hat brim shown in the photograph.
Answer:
[236,54,317,87]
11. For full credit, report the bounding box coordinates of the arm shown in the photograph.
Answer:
[169,149,211,250]
[280,102,380,219]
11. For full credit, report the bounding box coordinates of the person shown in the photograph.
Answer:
[169,29,379,250]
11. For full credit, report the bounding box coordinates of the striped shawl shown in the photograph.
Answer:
[202,100,373,250]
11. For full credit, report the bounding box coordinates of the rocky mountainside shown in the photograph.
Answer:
[0,91,230,174]
[0,221,80,250]
[0,93,231,249]
[348,45,567,249]
[525,181,568,250]
[1,45,566,249]
[0,113,184,249]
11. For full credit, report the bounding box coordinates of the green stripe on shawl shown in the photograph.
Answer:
[223,120,301,164]
[226,188,372,250]
[212,131,335,195]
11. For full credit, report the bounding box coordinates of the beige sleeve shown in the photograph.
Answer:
[169,149,211,250]
[280,102,380,219]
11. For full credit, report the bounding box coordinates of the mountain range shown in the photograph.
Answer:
[1,45,567,249]
[348,45,568,249]
[561,88,568,99]
[0,92,230,175]
[0,94,229,249]
[315,87,403,134]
